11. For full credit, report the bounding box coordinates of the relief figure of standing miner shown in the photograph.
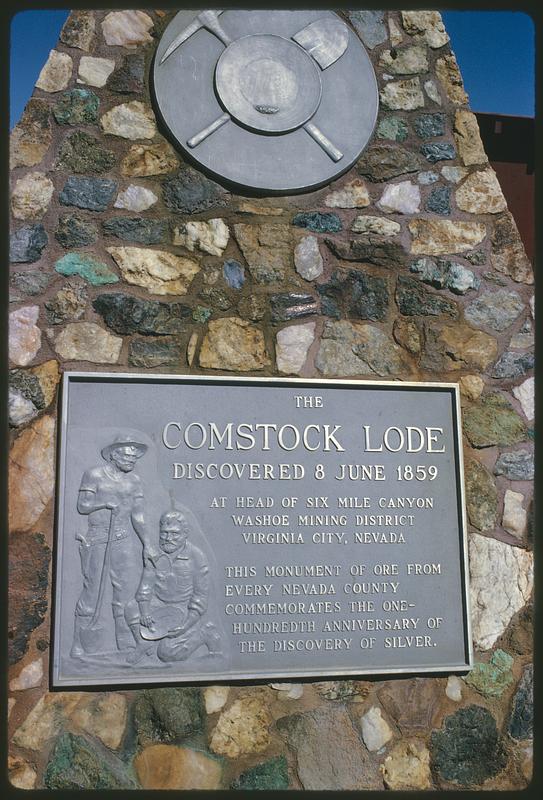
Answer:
[124,509,222,664]
[71,434,155,657]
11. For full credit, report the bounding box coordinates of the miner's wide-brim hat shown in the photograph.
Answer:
[101,435,148,460]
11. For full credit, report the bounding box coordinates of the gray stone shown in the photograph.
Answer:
[128,338,182,368]
[45,279,88,324]
[102,217,168,245]
[464,458,497,531]
[463,393,527,448]
[292,212,342,233]
[60,11,95,50]
[238,294,267,321]
[508,665,533,740]
[465,289,524,332]
[376,116,408,142]
[418,170,439,185]
[270,293,318,323]
[294,235,323,280]
[510,319,534,349]
[396,275,458,317]
[316,320,410,377]
[424,79,442,105]
[59,176,117,211]
[377,181,420,213]
[93,293,191,335]
[491,351,534,379]
[491,213,533,284]
[44,732,137,790]
[53,323,122,363]
[223,260,245,289]
[231,756,289,791]
[464,249,487,266]
[11,270,50,296]
[162,167,228,214]
[414,113,446,138]
[420,142,456,162]
[441,165,468,183]
[10,224,48,263]
[425,185,451,215]
[326,237,407,268]
[107,53,145,94]
[200,287,232,311]
[53,88,99,125]
[114,185,158,212]
[277,704,382,790]
[430,706,506,786]
[55,215,98,248]
[57,131,115,174]
[494,450,534,481]
[9,369,45,412]
[357,144,420,182]
[410,257,479,294]
[347,10,387,49]
[318,269,389,322]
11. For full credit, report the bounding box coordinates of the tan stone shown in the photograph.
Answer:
[77,56,115,88]
[379,45,428,75]
[237,201,284,215]
[513,377,534,421]
[380,78,425,110]
[233,224,292,284]
[12,692,85,751]
[426,323,498,371]
[36,50,73,92]
[9,414,55,531]
[101,10,154,47]
[210,696,272,757]
[393,318,421,355]
[11,172,54,220]
[325,179,370,208]
[9,306,41,366]
[502,489,527,539]
[134,744,222,790]
[10,99,52,168]
[101,101,156,140]
[54,322,122,363]
[173,219,229,256]
[459,375,484,401]
[491,212,533,284]
[352,216,401,236]
[389,17,403,46]
[60,11,95,51]
[435,55,468,104]
[455,169,506,214]
[409,219,486,255]
[29,359,61,407]
[187,332,198,367]
[121,142,179,177]
[9,657,43,691]
[454,110,488,166]
[107,246,200,295]
[381,740,432,790]
[71,693,128,750]
[401,11,449,48]
[200,318,270,372]
[8,757,37,790]
[8,698,16,718]
[204,686,230,714]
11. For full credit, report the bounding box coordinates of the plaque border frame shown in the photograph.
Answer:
[51,373,473,688]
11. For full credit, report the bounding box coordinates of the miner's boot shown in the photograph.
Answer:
[203,622,222,654]
[126,623,154,664]
[114,612,135,652]
[70,614,91,657]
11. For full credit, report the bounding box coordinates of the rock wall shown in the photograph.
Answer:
[8,9,533,791]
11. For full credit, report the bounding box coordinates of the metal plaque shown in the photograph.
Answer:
[52,374,472,688]
[152,9,379,193]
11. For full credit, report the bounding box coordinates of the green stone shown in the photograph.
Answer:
[430,706,506,786]
[376,116,408,142]
[192,305,212,323]
[53,88,100,125]
[57,131,115,174]
[134,687,204,747]
[464,458,497,531]
[55,253,119,286]
[44,733,137,789]
[463,393,527,448]
[231,756,289,791]
[465,650,514,697]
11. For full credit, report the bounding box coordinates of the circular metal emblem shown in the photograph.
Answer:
[153,9,379,193]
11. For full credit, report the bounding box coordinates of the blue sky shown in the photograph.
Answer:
[9,10,535,128]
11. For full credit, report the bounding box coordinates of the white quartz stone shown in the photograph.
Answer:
[204,686,230,715]
[424,79,442,105]
[360,706,393,752]
[9,658,43,691]
[270,683,304,699]
[513,377,534,421]
[101,11,153,47]
[294,235,323,280]
[276,322,316,375]
[469,532,533,650]
[502,490,527,539]
[9,306,41,366]
[445,676,463,702]
[173,219,230,257]
[377,181,420,214]
[114,184,158,212]
[100,101,156,140]
[77,56,115,88]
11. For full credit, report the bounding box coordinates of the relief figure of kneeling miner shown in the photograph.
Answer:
[124,509,222,664]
